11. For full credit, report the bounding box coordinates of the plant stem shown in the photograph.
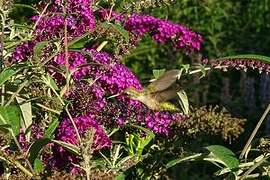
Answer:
[240,104,270,159]
[1,11,5,106]
[29,3,50,37]
[239,153,270,180]
[65,106,82,144]
[63,3,70,93]
[5,80,28,106]
[0,150,33,177]
[11,131,35,174]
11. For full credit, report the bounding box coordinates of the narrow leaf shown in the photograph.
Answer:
[42,74,59,91]
[0,124,11,134]
[28,138,51,164]
[16,97,32,138]
[166,153,203,169]
[111,23,129,42]
[52,140,80,155]
[33,40,50,61]
[44,119,59,138]
[12,4,38,12]
[205,145,239,170]
[68,33,89,49]
[177,90,189,115]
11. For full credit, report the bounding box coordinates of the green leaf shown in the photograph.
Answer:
[44,119,59,139]
[166,153,203,169]
[52,140,80,156]
[28,138,51,164]
[0,124,12,134]
[114,173,126,180]
[177,90,189,115]
[0,68,17,86]
[153,69,166,79]
[216,54,270,64]
[0,105,21,136]
[68,33,89,49]
[199,64,206,78]
[16,96,32,140]
[113,23,129,42]
[33,40,51,61]
[42,74,59,91]
[33,158,44,174]
[96,41,108,52]
[181,64,190,73]
[205,145,239,170]
[126,124,155,139]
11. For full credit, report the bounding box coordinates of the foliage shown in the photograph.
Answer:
[0,0,270,179]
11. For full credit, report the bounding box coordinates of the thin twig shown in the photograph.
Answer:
[5,80,28,106]
[1,11,5,105]
[240,104,270,159]
[29,3,50,37]
[239,153,270,180]
[0,150,33,177]
[65,105,82,144]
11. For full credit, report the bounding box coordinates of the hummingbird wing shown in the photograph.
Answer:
[147,69,181,93]
[150,88,179,102]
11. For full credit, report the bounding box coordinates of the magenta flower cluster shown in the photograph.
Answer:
[32,0,95,40]
[56,114,112,150]
[9,0,203,172]
[98,9,203,51]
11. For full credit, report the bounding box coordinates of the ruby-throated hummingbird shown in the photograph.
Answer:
[125,70,183,112]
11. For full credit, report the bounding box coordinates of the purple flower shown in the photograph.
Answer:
[124,13,203,51]
[98,10,203,51]
[56,114,112,150]
[98,64,142,94]
[66,82,106,115]
[212,59,270,74]
[32,0,95,40]
[12,41,35,62]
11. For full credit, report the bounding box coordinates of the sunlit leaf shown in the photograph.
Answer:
[177,90,189,115]
[16,96,32,141]
[44,118,59,139]
[205,145,239,170]
[42,74,59,91]
[0,105,21,136]
[0,68,17,86]
[33,158,44,174]
[102,22,129,42]
[199,64,206,78]
[115,173,126,180]
[52,140,80,156]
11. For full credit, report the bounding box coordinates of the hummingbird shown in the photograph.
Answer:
[125,70,182,112]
